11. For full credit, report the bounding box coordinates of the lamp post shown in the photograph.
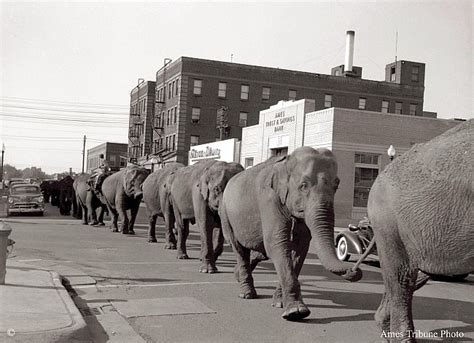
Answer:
[387,145,396,161]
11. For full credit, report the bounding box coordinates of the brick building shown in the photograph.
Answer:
[86,142,128,174]
[128,80,156,164]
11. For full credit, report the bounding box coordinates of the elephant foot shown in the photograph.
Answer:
[89,221,99,226]
[177,253,189,260]
[282,302,310,321]
[98,222,105,226]
[82,222,88,226]
[124,230,135,235]
[164,243,177,250]
[272,288,283,308]
[148,237,158,243]
[239,285,257,299]
[199,262,218,274]
[111,228,119,233]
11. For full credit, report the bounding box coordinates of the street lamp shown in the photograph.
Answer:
[387,145,396,161]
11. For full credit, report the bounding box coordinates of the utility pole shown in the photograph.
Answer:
[82,135,86,173]
[0,144,4,183]
[216,106,229,140]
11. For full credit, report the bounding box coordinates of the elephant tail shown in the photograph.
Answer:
[218,201,233,245]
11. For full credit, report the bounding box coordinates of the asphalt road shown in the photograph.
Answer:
[4,204,474,342]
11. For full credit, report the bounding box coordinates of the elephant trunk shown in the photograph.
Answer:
[305,203,362,282]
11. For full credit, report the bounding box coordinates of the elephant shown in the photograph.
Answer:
[169,160,244,266]
[366,119,473,341]
[142,162,185,246]
[73,173,107,226]
[219,147,362,321]
[57,176,75,216]
[90,165,150,234]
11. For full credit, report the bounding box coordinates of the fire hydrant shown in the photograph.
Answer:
[0,221,13,284]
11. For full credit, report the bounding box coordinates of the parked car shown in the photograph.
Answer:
[7,183,44,216]
[335,217,375,262]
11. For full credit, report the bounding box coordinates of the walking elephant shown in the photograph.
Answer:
[169,160,244,267]
[219,147,362,321]
[58,176,75,216]
[91,165,150,234]
[73,173,107,226]
[367,119,473,341]
[143,163,184,246]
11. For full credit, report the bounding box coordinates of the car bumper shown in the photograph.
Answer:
[8,206,44,213]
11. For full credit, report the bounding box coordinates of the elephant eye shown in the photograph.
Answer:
[299,182,309,193]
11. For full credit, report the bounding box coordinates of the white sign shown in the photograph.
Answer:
[188,138,238,165]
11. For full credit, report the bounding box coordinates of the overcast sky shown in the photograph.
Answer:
[1,0,472,174]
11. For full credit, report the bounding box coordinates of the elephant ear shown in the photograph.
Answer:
[265,158,289,206]
[123,167,138,191]
[197,169,211,201]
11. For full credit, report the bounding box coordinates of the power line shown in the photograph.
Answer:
[1,104,130,116]
[1,116,128,128]
[0,113,129,124]
[1,96,128,109]
[1,123,126,135]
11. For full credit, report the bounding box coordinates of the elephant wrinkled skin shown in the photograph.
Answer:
[169,160,244,266]
[220,147,362,321]
[368,119,474,341]
[73,173,107,226]
[142,163,184,246]
[92,166,149,234]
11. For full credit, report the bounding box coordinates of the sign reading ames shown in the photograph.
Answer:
[265,110,296,133]
[190,146,221,160]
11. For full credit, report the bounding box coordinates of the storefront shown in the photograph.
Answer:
[188,138,240,165]
[241,99,461,225]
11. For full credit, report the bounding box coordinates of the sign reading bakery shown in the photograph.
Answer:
[188,138,240,165]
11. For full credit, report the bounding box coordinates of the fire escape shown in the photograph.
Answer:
[128,111,142,163]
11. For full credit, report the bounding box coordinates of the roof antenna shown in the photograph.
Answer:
[395,30,398,62]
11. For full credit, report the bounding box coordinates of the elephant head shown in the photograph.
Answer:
[198,161,244,211]
[123,166,150,198]
[268,146,362,282]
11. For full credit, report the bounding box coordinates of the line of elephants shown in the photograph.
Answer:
[45,119,472,342]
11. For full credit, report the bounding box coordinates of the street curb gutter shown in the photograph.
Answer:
[2,271,91,343]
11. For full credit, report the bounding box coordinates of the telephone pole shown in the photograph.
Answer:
[81,135,86,173]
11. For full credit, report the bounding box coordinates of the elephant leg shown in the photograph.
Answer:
[127,203,139,235]
[273,221,311,309]
[198,207,218,273]
[108,207,119,232]
[117,204,130,234]
[148,214,158,243]
[234,242,257,299]
[174,213,189,259]
[262,217,309,321]
[163,207,177,249]
[213,227,225,261]
[82,205,88,225]
[377,227,417,341]
[98,206,106,225]
[234,250,268,283]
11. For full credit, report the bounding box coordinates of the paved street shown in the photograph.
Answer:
[4,204,474,343]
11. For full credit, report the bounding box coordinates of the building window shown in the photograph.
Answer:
[262,87,271,100]
[190,135,199,147]
[244,157,254,168]
[381,100,389,113]
[161,111,165,127]
[353,153,380,207]
[390,66,396,82]
[175,79,179,95]
[193,79,202,95]
[289,89,297,101]
[395,102,403,114]
[239,112,248,127]
[358,98,367,110]
[411,66,419,82]
[166,109,170,125]
[172,134,176,151]
[191,107,200,123]
[324,94,333,108]
[241,84,249,100]
[120,157,126,167]
[218,82,227,98]
[174,106,178,123]
[409,104,417,116]
[168,83,172,99]
[165,136,169,150]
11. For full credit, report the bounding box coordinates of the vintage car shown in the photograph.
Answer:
[335,217,376,262]
[7,183,44,216]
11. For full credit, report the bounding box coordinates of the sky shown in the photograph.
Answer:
[0,0,472,174]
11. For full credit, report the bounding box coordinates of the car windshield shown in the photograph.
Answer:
[11,185,40,194]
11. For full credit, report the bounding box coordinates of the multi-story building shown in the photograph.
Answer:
[86,142,128,174]
[128,80,156,164]
[130,32,428,168]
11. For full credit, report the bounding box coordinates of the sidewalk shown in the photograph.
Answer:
[0,261,90,343]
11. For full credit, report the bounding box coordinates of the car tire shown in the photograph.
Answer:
[336,236,350,261]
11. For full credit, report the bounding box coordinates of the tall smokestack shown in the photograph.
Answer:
[344,30,355,73]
